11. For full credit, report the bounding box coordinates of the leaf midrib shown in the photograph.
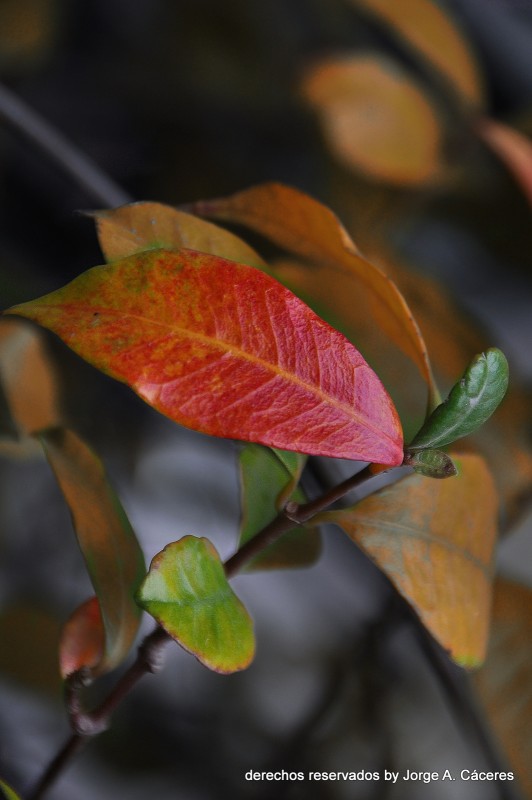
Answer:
[50,302,400,448]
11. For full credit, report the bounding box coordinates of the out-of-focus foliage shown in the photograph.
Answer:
[0,0,531,797]
[475,579,532,797]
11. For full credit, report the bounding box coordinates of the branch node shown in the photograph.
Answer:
[284,500,302,524]
[139,626,170,674]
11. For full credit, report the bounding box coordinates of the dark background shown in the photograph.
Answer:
[0,1,531,798]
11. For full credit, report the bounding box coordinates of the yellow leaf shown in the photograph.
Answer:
[94,201,266,268]
[320,454,498,666]
[351,0,484,107]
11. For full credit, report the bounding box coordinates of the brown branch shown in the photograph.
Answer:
[26,626,171,800]
[27,463,384,798]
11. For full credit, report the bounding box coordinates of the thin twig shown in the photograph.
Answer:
[26,626,171,800]
[26,734,85,800]
[0,82,131,208]
[224,464,375,576]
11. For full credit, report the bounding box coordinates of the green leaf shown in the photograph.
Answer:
[409,349,509,451]
[137,536,255,674]
[239,444,321,570]
[39,428,145,677]
[0,779,22,800]
[403,448,457,479]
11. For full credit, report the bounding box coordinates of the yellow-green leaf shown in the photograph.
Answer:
[0,779,22,800]
[40,428,145,677]
[137,536,255,674]
[318,454,498,666]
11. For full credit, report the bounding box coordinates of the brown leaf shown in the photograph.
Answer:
[40,428,145,677]
[474,578,532,795]
[303,55,443,185]
[350,0,484,107]
[191,183,438,409]
[319,454,498,666]
[0,318,61,444]
[93,201,267,268]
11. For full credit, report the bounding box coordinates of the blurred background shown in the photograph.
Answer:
[0,1,531,798]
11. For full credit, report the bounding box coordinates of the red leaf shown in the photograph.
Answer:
[59,597,105,679]
[190,182,439,411]
[8,249,403,464]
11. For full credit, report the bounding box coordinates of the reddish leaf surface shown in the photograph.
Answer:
[94,201,266,268]
[191,183,438,410]
[303,55,443,185]
[319,454,498,666]
[8,249,403,464]
[59,596,105,679]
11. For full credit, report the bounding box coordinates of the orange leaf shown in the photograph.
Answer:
[474,578,532,794]
[351,0,484,107]
[319,454,498,666]
[40,428,145,677]
[191,183,438,410]
[303,55,443,185]
[59,597,105,679]
[93,200,266,268]
[0,318,60,438]
[9,250,404,464]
